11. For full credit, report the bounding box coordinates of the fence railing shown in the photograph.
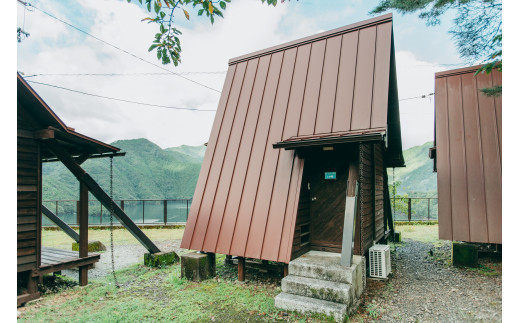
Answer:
[42,199,192,227]
[391,197,438,222]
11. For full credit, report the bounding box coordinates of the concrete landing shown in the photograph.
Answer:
[275,251,365,322]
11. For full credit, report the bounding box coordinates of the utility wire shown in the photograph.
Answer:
[26,80,217,112]
[23,71,227,78]
[399,93,434,102]
[23,2,222,93]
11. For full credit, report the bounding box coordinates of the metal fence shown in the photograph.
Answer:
[42,199,192,226]
[391,197,438,222]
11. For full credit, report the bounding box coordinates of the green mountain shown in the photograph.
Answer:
[392,141,437,196]
[42,138,435,201]
[42,138,206,200]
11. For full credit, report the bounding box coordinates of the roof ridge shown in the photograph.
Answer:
[228,13,392,65]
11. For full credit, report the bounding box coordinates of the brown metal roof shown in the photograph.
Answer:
[434,65,501,244]
[181,14,402,262]
[17,73,121,159]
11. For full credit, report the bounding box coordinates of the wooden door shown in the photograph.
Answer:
[308,150,349,253]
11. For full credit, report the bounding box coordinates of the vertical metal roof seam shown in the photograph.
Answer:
[243,52,286,258]
[259,50,299,260]
[280,158,303,262]
[184,65,238,249]
[368,24,379,130]
[229,55,280,255]
[191,61,250,250]
[296,43,314,136]
[214,56,273,255]
[476,74,493,243]
[272,153,296,261]
[459,75,471,241]
[349,30,361,131]
[312,38,329,135]
[223,54,275,255]
[281,47,301,139]
[330,33,345,134]
[202,58,263,252]
[445,78,453,241]
[491,75,502,170]
[473,74,489,243]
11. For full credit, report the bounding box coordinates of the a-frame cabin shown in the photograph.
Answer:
[181,14,404,270]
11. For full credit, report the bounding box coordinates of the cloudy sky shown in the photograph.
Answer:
[16,0,469,150]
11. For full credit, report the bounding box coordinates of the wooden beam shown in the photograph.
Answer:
[43,139,160,253]
[42,205,80,243]
[33,128,54,140]
[75,153,91,165]
[79,182,88,286]
[237,257,245,282]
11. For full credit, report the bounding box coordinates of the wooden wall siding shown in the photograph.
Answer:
[374,144,385,241]
[435,66,502,244]
[359,143,374,256]
[181,14,396,263]
[17,111,40,273]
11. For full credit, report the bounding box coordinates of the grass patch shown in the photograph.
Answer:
[42,228,184,250]
[396,224,441,245]
[18,256,335,323]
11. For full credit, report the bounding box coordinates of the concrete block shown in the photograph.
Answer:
[181,252,215,281]
[72,240,106,252]
[352,255,365,299]
[281,275,352,305]
[274,292,346,322]
[452,242,478,267]
[144,251,179,267]
[289,251,355,284]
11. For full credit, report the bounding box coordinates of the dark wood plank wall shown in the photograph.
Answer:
[359,143,374,255]
[291,168,311,260]
[374,143,385,241]
[17,104,41,273]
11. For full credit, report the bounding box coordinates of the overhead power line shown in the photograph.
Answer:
[23,2,222,93]
[23,71,227,78]
[26,80,217,112]
[399,93,434,102]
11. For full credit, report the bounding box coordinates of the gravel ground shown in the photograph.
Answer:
[359,239,502,322]
[60,240,182,280]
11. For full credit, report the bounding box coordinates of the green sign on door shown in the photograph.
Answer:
[324,172,336,180]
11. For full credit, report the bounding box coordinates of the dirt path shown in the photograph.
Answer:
[359,239,502,322]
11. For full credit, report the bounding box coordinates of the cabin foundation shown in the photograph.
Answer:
[452,242,478,268]
[180,252,215,281]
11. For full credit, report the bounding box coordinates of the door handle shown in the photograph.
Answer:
[311,197,317,201]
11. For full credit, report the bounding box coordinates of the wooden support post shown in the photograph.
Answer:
[79,182,89,286]
[225,255,232,265]
[237,257,245,282]
[284,264,289,277]
[42,205,80,242]
[408,198,412,222]
[164,200,167,225]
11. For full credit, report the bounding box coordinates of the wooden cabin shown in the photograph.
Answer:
[17,73,124,305]
[181,14,404,274]
[430,65,501,244]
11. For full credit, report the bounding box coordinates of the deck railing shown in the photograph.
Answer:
[391,197,439,222]
[42,199,192,226]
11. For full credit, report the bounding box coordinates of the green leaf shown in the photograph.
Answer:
[219,1,226,9]
[154,1,161,14]
[148,44,159,52]
[198,9,204,16]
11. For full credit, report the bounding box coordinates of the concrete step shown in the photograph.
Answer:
[281,275,353,305]
[288,251,356,284]
[274,292,347,323]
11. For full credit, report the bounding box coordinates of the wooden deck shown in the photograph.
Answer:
[39,247,100,275]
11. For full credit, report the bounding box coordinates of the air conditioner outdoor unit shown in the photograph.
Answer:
[369,244,391,279]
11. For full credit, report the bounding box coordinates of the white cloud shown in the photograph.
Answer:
[395,51,446,149]
[17,0,454,151]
